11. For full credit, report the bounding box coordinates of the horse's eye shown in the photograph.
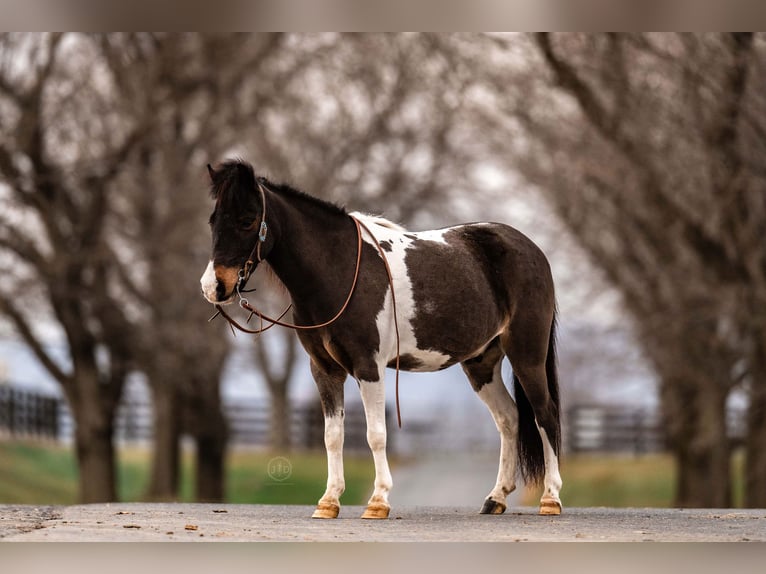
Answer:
[240,219,254,230]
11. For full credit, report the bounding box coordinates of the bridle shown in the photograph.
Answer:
[234,179,270,294]
[209,180,403,427]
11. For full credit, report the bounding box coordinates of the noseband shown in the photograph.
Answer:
[209,180,403,427]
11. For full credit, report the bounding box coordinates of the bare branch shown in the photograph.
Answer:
[0,69,23,102]
[536,33,619,145]
[0,293,71,387]
[0,229,46,269]
[535,32,747,284]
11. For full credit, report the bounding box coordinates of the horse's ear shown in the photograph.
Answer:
[207,163,216,182]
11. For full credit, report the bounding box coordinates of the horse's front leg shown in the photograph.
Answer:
[310,359,347,519]
[358,372,393,519]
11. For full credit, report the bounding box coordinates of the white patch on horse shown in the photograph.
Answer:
[350,212,406,232]
[200,260,217,303]
[320,413,345,503]
[354,214,453,372]
[421,299,437,315]
[358,379,393,509]
[410,228,450,245]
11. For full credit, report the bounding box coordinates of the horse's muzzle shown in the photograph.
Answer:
[201,260,237,304]
[215,278,230,302]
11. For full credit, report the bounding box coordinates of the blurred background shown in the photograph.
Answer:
[0,33,764,509]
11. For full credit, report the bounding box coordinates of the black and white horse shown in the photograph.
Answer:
[201,160,562,519]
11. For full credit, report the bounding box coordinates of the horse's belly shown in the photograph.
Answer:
[384,314,501,373]
[387,345,457,372]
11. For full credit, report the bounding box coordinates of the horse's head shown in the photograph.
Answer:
[200,160,271,304]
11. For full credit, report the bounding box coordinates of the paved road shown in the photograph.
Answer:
[391,452,520,508]
[2,503,765,541]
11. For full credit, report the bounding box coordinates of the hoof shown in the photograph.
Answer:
[479,498,507,515]
[361,502,390,519]
[539,498,562,516]
[312,502,340,519]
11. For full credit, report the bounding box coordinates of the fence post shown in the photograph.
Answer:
[8,388,16,437]
[51,397,60,440]
[567,406,578,453]
[633,409,643,455]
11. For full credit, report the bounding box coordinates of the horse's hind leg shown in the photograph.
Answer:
[461,339,518,515]
[515,362,563,516]
[502,316,563,516]
[309,358,347,519]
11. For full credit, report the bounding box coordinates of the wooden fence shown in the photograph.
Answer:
[566,405,665,454]
[0,385,382,451]
[1,384,747,456]
[0,386,59,440]
[566,404,746,454]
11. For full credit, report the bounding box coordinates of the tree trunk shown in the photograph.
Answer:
[745,384,766,507]
[195,429,227,502]
[185,379,228,502]
[147,386,181,500]
[73,405,118,503]
[256,330,296,453]
[269,386,291,452]
[663,377,732,507]
[745,328,766,507]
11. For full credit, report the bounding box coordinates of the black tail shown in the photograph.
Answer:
[515,311,561,485]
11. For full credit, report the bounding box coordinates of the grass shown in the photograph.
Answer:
[0,441,79,504]
[522,452,746,508]
[3,442,747,508]
[0,441,373,505]
[522,453,676,507]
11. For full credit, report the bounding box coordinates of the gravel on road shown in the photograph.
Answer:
[2,503,765,542]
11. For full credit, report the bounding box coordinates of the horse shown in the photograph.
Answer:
[200,159,563,519]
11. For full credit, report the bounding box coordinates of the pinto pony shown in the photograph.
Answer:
[201,160,562,518]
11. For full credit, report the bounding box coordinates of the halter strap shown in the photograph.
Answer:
[237,181,269,288]
[212,194,403,427]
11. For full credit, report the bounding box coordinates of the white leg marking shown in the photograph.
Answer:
[200,260,218,303]
[358,380,393,508]
[537,423,563,505]
[476,361,519,504]
[319,413,345,505]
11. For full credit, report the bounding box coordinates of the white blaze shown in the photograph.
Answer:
[200,260,218,303]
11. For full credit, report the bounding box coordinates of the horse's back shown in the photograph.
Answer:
[406,221,554,310]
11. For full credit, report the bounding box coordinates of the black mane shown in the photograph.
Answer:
[209,159,256,201]
[210,159,347,217]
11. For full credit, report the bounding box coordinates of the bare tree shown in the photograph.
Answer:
[0,33,287,501]
[456,32,766,506]
[102,33,293,500]
[254,327,298,451]
[240,34,481,224]
[0,33,141,501]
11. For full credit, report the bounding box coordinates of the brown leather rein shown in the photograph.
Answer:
[210,182,403,427]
